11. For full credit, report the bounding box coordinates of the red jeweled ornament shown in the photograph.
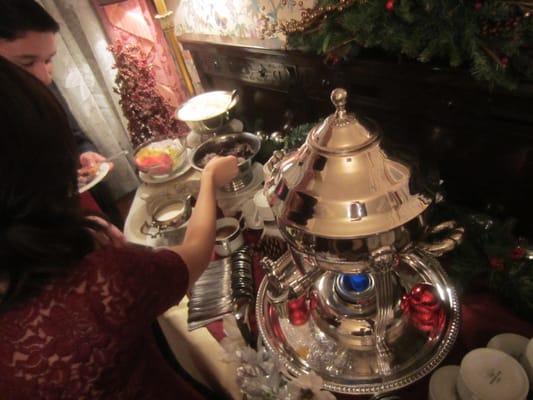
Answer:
[401,283,446,338]
[288,295,310,326]
[385,0,395,11]
[500,56,509,68]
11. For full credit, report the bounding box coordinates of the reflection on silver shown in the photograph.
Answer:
[349,201,367,221]
[257,88,463,394]
[188,247,254,332]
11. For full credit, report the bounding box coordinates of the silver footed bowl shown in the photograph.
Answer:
[190,132,261,192]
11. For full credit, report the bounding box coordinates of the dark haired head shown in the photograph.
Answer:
[0,0,59,40]
[0,56,96,307]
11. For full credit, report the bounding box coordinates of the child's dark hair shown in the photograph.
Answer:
[0,0,59,41]
[0,57,99,308]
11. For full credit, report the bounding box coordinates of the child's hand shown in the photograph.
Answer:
[203,156,239,188]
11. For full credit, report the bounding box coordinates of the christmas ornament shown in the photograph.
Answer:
[385,0,395,11]
[288,296,310,326]
[255,130,269,141]
[401,283,446,337]
[270,130,287,145]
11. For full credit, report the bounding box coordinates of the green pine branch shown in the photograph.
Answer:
[287,0,533,89]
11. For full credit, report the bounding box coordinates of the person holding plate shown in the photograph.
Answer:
[0,0,122,225]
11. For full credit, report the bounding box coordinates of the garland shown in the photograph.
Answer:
[433,203,533,322]
[261,0,533,89]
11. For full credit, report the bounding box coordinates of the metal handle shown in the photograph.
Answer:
[267,287,289,320]
[263,150,286,201]
[199,115,226,132]
[140,222,160,238]
[199,90,236,132]
[260,252,295,292]
[417,220,464,257]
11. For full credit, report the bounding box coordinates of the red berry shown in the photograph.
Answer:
[489,256,505,270]
[510,246,526,260]
[385,0,394,11]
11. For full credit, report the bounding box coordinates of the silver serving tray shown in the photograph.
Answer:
[255,250,460,395]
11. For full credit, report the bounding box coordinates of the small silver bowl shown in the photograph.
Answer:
[190,132,261,192]
[140,192,192,238]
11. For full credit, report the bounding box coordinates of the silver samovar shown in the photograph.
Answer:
[256,89,464,395]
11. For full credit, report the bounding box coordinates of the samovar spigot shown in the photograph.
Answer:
[261,251,323,319]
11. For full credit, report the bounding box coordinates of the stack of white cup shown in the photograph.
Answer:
[429,334,532,400]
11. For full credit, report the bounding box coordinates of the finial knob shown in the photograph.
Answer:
[331,88,347,111]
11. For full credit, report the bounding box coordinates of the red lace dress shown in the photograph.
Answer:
[0,245,205,400]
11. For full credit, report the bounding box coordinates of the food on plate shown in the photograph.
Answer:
[198,141,254,168]
[135,139,183,175]
[77,164,99,188]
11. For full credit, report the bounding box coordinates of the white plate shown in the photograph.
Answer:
[139,150,192,184]
[429,365,460,400]
[79,162,111,193]
[458,348,529,400]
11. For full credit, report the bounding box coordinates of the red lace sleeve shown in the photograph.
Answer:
[0,245,194,399]
[82,245,189,334]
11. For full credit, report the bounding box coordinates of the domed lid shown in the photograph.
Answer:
[266,88,431,239]
[309,88,379,153]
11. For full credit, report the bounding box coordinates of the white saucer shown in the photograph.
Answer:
[458,348,529,400]
[139,150,192,184]
[487,333,529,360]
[429,365,460,400]
[79,162,111,193]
